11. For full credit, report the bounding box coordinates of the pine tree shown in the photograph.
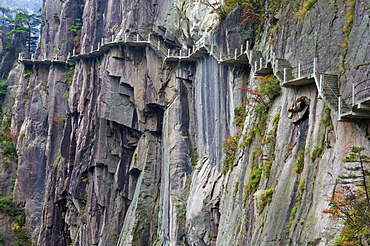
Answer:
[323,147,370,245]
[4,10,41,52]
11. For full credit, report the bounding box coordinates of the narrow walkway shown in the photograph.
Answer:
[253,53,343,118]
[250,49,370,121]
[19,33,251,66]
[339,78,370,120]
[18,53,68,65]
[18,32,370,121]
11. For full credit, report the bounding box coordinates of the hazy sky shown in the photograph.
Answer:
[0,0,42,13]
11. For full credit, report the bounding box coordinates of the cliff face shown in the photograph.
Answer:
[1,0,370,245]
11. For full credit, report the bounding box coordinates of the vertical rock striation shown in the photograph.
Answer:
[1,0,369,245]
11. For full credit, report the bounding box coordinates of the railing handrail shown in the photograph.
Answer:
[322,85,339,107]
[288,61,313,70]
[321,74,340,99]
[19,32,252,65]
[355,87,370,98]
[354,78,370,88]
[19,33,370,117]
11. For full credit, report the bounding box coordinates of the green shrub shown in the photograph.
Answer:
[258,75,281,101]
[223,136,240,173]
[311,106,331,161]
[234,105,247,127]
[0,196,14,215]
[299,0,318,18]
[288,202,299,228]
[294,148,305,173]
[258,188,274,213]
[244,166,263,197]
[323,147,370,245]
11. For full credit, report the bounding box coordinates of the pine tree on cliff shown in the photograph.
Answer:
[3,10,41,52]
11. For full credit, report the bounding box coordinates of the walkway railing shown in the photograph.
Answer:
[18,31,370,121]
[320,74,340,107]
[273,59,291,83]
[19,32,253,66]
[286,61,314,80]
[353,78,370,102]
[338,94,353,115]
[338,78,370,116]
[13,35,247,73]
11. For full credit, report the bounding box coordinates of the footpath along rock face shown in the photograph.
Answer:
[1,0,370,245]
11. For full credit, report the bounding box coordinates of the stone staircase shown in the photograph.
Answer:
[317,74,340,111]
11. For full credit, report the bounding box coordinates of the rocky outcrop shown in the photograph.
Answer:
[1,0,369,245]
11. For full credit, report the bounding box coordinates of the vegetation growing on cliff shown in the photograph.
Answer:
[0,74,28,245]
[223,75,280,174]
[257,188,274,213]
[323,147,370,245]
[0,195,31,245]
[0,116,17,168]
[2,9,41,52]
[298,0,318,18]
[340,0,356,74]
[67,18,82,50]
[311,106,332,161]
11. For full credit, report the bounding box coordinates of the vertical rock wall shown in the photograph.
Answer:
[1,0,370,245]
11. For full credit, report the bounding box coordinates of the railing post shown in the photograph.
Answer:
[320,74,323,98]
[249,50,252,60]
[101,38,104,46]
[91,45,93,52]
[313,58,317,75]
[112,34,114,42]
[352,83,355,106]
[97,43,100,50]
[338,97,341,120]
[148,33,151,43]
[254,61,257,73]
[73,48,76,56]
[246,41,249,51]
[240,45,243,55]
[167,49,170,56]
[124,33,127,43]
[180,50,182,57]
[284,68,286,83]
[298,63,301,78]
[211,45,213,55]
[158,40,160,50]
[234,49,237,59]
[136,33,139,42]
[275,59,278,75]
[67,52,70,60]
[260,57,262,70]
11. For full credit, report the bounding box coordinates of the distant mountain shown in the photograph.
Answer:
[0,0,41,13]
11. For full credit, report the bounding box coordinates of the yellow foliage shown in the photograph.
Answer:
[11,223,20,231]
